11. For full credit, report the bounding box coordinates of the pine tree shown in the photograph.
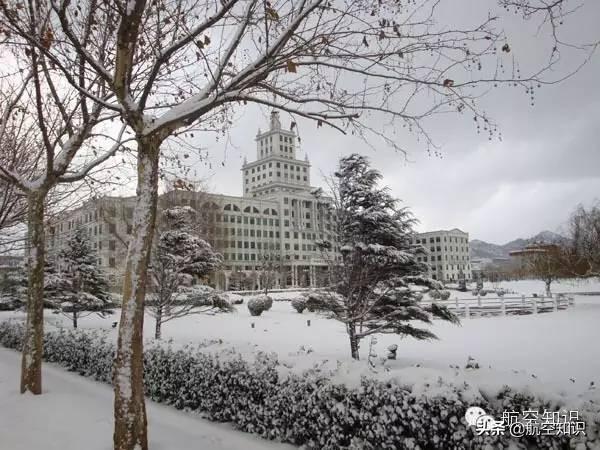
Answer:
[310,154,459,360]
[148,206,226,339]
[54,225,113,328]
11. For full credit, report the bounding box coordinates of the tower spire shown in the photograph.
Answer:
[270,110,281,130]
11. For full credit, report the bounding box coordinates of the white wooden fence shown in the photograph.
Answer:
[427,294,575,318]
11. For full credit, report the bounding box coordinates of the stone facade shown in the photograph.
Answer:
[48,112,337,291]
[412,228,473,282]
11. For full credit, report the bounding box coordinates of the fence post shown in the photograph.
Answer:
[501,297,506,316]
[533,297,538,315]
[477,295,482,317]
[455,298,459,310]
[553,296,558,312]
[521,294,525,306]
[465,303,470,319]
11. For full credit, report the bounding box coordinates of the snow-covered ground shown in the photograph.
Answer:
[0,347,293,450]
[1,279,599,414]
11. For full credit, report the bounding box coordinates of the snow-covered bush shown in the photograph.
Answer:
[480,290,488,297]
[465,356,480,369]
[291,297,307,313]
[0,320,598,450]
[439,290,451,301]
[413,292,424,301]
[428,290,441,300]
[263,295,273,311]
[247,295,272,316]
[228,293,244,305]
[304,293,322,312]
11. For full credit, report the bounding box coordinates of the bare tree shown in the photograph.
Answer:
[0,25,128,393]
[568,203,600,277]
[521,244,572,296]
[1,0,593,446]
[256,249,282,294]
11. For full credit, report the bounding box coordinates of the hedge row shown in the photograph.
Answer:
[0,320,597,449]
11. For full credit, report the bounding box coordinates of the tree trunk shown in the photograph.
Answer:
[113,140,161,450]
[348,323,360,360]
[545,279,552,297]
[154,306,162,340]
[21,191,46,395]
[72,310,78,329]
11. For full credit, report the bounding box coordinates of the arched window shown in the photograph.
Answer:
[224,204,240,212]
[203,202,219,210]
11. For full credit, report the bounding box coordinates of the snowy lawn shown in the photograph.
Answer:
[0,347,293,450]
[1,279,599,409]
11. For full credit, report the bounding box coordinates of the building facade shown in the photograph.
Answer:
[48,112,338,291]
[412,228,472,282]
[47,113,472,290]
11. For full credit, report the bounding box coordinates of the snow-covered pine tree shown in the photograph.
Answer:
[310,154,459,360]
[54,225,113,328]
[148,206,227,339]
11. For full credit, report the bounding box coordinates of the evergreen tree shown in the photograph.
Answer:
[310,154,459,360]
[55,225,113,328]
[148,206,227,339]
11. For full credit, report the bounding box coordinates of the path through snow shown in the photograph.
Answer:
[0,348,293,450]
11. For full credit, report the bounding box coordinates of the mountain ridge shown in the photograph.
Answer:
[470,231,567,260]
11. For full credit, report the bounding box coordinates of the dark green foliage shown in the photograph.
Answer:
[313,154,459,359]
[247,295,272,316]
[52,225,113,326]
[291,297,306,313]
[0,320,595,450]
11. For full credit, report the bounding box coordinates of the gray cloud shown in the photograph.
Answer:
[167,0,600,245]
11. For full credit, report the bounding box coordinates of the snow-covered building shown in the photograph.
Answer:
[47,112,337,290]
[412,229,472,282]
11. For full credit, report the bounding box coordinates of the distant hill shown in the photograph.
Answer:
[470,231,567,260]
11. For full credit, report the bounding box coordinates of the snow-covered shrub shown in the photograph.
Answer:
[465,356,480,369]
[413,292,424,301]
[479,290,488,296]
[291,297,307,313]
[439,290,451,300]
[428,290,441,300]
[0,320,598,450]
[305,294,321,312]
[247,295,272,316]
[228,293,244,305]
[263,295,273,311]
[387,344,398,360]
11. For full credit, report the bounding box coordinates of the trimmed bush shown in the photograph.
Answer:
[0,320,597,450]
[439,290,451,301]
[247,295,272,316]
[428,290,441,300]
[291,297,307,313]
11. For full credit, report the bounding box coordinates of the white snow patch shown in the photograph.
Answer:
[0,348,293,450]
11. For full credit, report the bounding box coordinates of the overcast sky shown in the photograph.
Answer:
[137,1,600,245]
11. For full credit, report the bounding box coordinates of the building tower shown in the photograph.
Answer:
[241,111,311,198]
